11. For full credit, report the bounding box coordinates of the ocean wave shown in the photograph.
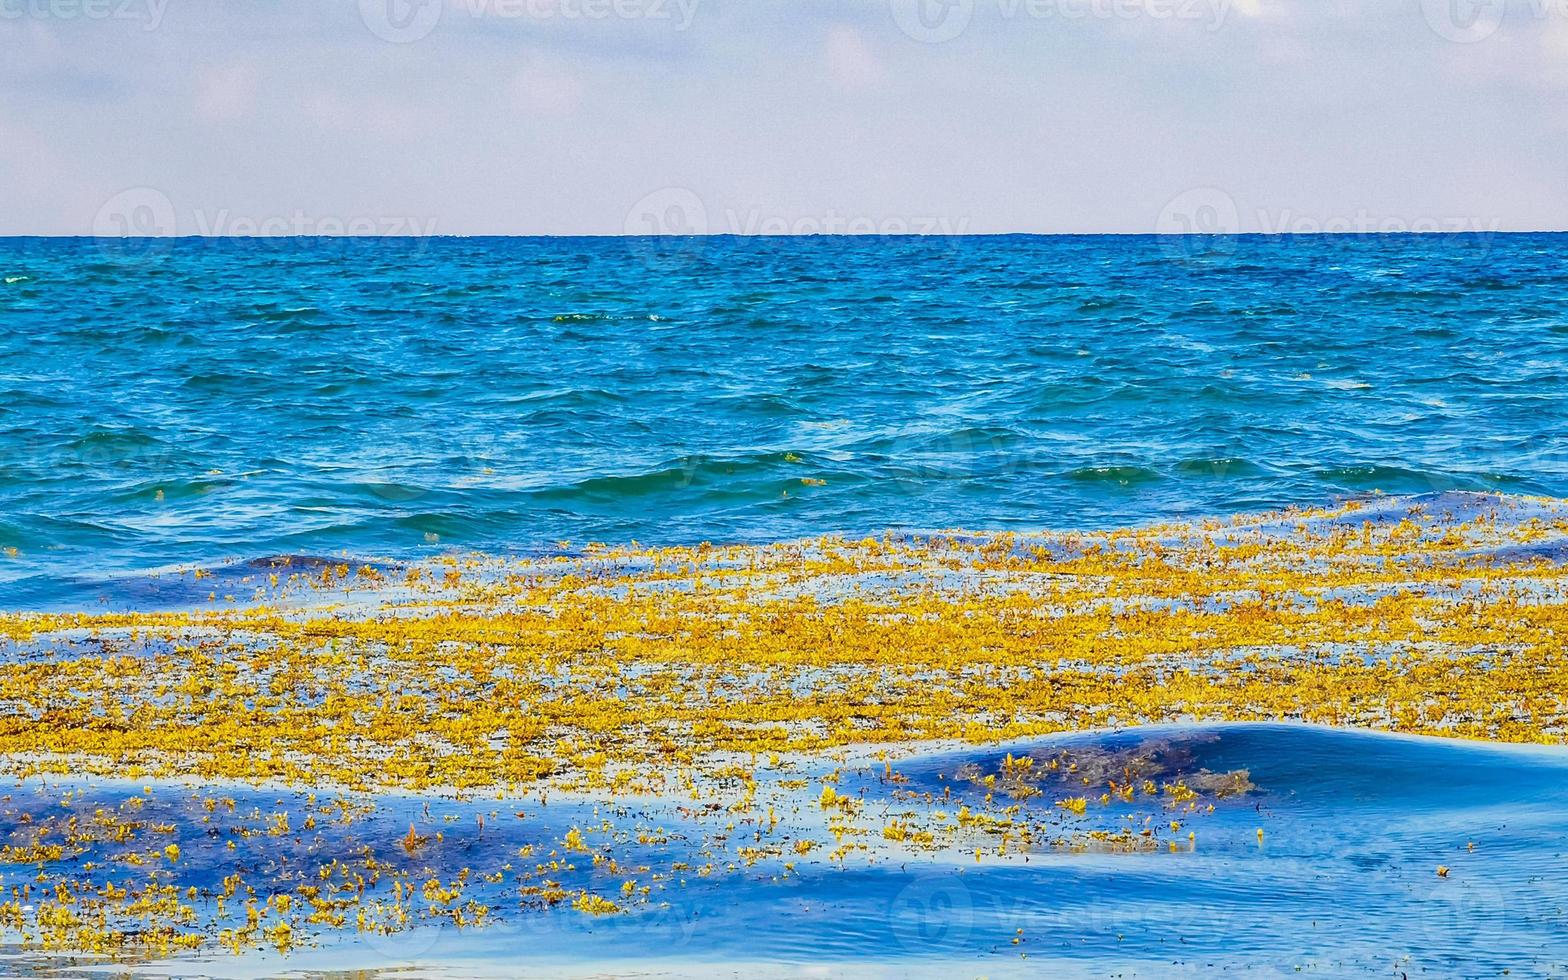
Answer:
[1174,456,1264,478]
[1066,465,1162,486]
[1313,465,1530,493]
[5,236,1568,592]
[534,451,837,503]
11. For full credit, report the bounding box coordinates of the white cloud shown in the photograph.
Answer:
[511,54,586,117]
[824,25,883,88]
[0,0,1564,234]
[194,62,259,123]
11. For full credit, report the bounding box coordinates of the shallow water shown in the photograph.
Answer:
[4,234,1568,606]
[6,725,1564,978]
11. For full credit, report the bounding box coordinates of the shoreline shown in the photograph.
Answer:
[6,489,1560,614]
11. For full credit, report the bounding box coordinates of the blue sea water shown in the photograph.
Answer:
[2,233,1566,606]
[4,235,1568,976]
[10,725,1564,977]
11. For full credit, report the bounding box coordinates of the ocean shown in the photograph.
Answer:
[2,232,1563,606]
[3,234,1568,976]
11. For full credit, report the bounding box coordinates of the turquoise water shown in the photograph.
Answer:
[8,725,1565,977]
[3,233,1566,606]
[4,235,1568,975]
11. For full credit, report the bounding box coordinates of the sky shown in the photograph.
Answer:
[1,0,1565,235]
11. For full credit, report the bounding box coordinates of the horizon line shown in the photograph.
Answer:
[3,229,1564,241]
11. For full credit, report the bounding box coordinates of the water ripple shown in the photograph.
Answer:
[2,235,1567,601]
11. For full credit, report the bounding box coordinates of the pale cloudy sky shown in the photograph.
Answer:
[1,0,1564,235]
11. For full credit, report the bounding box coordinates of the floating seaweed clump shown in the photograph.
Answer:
[1,493,1566,959]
